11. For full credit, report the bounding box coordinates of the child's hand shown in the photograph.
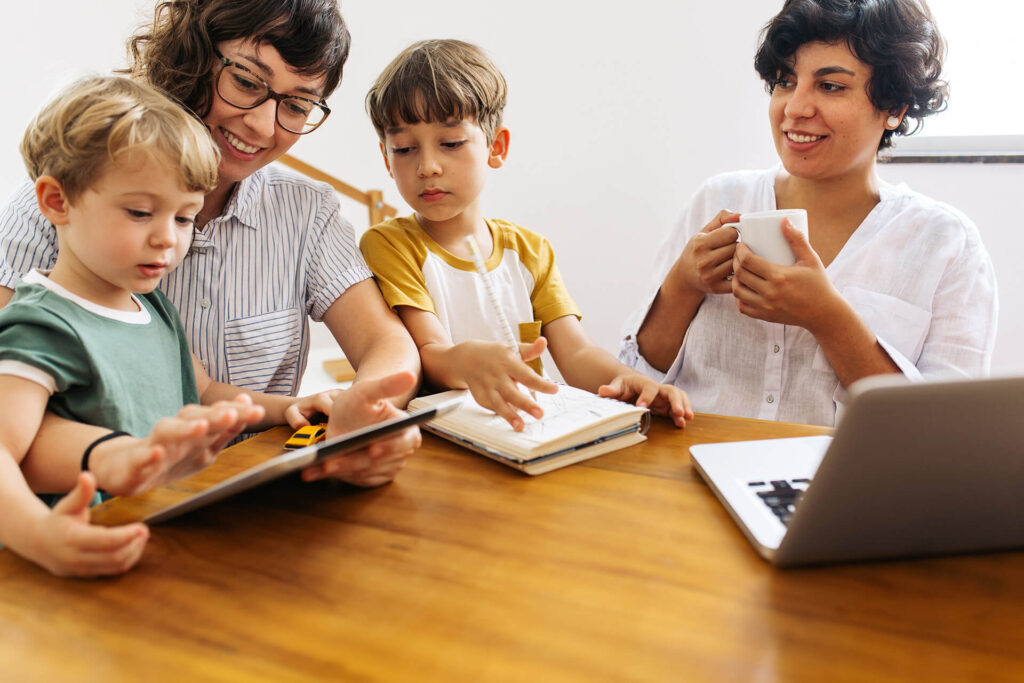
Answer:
[304,371,421,486]
[598,373,694,428]
[456,338,559,431]
[26,472,149,577]
[92,396,265,497]
[284,389,341,430]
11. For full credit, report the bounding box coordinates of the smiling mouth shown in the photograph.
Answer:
[786,131,826,144]
[222,128,262,154]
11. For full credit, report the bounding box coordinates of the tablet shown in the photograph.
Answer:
[144,399,460,524]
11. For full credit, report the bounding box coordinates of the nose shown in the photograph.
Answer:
[783,82,816,121]
[149,216,178,250]
[242,98,278,140]
[417,149,442,178]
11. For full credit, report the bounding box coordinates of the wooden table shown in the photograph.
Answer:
[1,414,1022,681]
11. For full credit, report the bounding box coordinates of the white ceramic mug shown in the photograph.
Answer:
[723,209,808,266]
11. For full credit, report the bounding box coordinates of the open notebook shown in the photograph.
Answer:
[409,385,650,475]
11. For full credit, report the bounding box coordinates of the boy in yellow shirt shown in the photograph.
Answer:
[361,40,692,430]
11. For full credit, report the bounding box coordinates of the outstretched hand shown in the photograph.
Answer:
[303,371,422,486]
[731,218,842,331]
[27,472,149,577]
[456,338,559,431]
[91,396,265,497]
[598,373,694,428]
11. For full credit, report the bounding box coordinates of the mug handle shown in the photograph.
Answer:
[722,221,741,235]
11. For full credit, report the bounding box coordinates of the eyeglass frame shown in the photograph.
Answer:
[213,52,331,135]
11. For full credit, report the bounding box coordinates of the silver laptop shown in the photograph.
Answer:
[689,375,1024,567]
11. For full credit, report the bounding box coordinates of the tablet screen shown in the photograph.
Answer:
[144,399,459,524]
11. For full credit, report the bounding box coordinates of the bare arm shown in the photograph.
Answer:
[22,400,264,497]
[398,305,557,430]
[0,285,14,309]
[808,295,900,386]
[636,210,741,371]
[543,316,628,392]
[296,283,423,486]
[0,376,149,577]
[322,279,421,407]
[545,316,694,427]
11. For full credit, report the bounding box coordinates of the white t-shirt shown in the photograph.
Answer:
[360,215,581,344]
[619,168,998,426]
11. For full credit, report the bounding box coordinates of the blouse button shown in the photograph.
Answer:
[766,394,775,404]
[200,298,211,309]
[773,344,780,353]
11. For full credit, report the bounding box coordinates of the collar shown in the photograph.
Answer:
[207,169,264,231]
[22,270,152,324]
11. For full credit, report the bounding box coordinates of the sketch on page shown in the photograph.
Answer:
[467,387,626,443]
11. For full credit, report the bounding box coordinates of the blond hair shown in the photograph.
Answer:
[366,39,507,144]
[20,76,220,202]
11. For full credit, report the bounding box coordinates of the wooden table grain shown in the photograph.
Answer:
[1,414,1022,682]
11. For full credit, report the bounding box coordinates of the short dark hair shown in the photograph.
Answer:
[754,0,947,149]
[127,0,350,118]
[366,39,508,145]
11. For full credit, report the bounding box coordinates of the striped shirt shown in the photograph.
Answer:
[0,165,372,395]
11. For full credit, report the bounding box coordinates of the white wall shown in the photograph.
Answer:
[2,1,1020,373]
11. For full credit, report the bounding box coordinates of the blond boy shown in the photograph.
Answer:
[0,76,345,576]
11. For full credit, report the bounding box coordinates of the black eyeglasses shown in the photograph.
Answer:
[214,53,330,135]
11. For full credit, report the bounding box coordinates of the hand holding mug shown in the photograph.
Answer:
[731,215,843,332]
[723,209,808,266]
[672,209,742,296]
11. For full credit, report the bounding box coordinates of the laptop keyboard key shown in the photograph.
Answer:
[749,478,811,527]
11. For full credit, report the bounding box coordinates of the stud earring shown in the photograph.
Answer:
[886,115,901,129]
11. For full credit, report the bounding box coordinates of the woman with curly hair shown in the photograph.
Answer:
[620,0,997,426]
[0,0,421,486]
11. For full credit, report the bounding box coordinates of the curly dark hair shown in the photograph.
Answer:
[754,0,947,150]
[126,0,350,118]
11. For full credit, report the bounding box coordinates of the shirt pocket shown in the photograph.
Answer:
[224,309,301,393]
[813,286,931,372]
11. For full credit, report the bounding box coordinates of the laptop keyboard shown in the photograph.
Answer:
[747,478,812,526]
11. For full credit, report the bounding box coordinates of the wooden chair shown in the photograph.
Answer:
[276,153,398,227]
[276,153,399,384]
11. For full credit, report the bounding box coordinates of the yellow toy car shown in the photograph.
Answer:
[284,424,327,449]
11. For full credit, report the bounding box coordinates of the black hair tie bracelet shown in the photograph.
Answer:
[81,431,130,472]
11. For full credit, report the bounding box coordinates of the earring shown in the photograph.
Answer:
[886,115,901,129]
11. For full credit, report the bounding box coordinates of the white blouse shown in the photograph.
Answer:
[619,168,998,427]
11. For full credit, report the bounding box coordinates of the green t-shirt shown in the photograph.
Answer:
[0,273,199,437]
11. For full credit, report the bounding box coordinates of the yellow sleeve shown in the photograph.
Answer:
[359,219,437,314]
[492,220,582,326]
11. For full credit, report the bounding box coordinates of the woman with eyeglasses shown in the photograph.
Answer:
[0,0,421,486]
